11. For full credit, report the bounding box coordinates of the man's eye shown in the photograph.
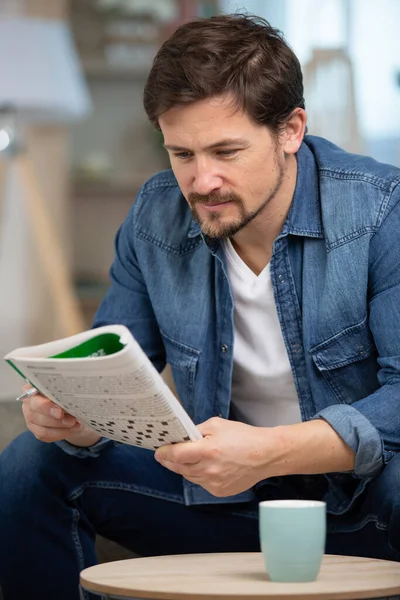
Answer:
[216,149,238,157]
[173,152,192,159]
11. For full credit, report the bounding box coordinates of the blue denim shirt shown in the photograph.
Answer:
[60,135,400,514]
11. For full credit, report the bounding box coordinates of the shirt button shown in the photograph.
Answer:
[221,344,228,353]
[278,274,285,283]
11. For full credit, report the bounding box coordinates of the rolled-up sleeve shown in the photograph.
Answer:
[55,437,115,458]
[314,403,383,477]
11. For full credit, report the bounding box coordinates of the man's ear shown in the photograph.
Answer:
[281,108,307,155]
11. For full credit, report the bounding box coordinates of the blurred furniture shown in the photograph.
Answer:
[71,0,218,77]
[80,552,400,599]
[0,15,91,336]
[303,48,362,154]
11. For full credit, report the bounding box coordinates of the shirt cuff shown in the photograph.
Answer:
[55,437,114,458]
[313,404,383,477]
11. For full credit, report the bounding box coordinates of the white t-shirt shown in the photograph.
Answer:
[222,238,301,427]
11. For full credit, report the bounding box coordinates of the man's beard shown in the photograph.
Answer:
[188,157,286,239]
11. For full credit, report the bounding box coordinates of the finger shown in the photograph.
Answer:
[155,439,204,464]
[155,453,207,479]
[23,405,79,430]
[196,416,222,436]
[155,459,199,478]
[22,399,79,434]
[29,422,82,443]
[26,395,66,420]
[156,459,182,474]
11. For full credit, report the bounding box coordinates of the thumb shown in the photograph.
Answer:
[196,416,223,436]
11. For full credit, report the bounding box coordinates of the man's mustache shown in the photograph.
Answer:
[188,192,242,206]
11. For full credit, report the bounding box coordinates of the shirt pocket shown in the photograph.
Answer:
[309,318,379,404]
[160,330,200,419]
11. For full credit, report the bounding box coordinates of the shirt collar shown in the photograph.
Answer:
[282,139,323,239]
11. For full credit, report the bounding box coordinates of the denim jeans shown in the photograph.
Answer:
[1,432,400,600]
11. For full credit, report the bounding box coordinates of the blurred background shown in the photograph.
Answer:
[0,0,399,400]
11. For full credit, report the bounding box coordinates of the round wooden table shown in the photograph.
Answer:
[80,552,400,600]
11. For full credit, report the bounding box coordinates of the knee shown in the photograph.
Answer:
[375,454,400,502]
[366,454,400,529]
[369,454,400,555]
[0,431,64,505]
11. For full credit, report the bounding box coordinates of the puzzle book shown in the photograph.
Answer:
[5,324,201,450]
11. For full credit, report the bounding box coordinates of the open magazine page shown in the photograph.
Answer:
[8,337,202,450]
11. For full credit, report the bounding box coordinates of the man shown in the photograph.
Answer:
[1,13,400,600]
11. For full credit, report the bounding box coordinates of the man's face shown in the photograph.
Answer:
[159,95,288,239]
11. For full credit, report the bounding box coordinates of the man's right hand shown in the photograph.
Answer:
[21,384,102,448]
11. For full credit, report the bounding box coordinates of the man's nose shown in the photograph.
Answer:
[192,159,223,196]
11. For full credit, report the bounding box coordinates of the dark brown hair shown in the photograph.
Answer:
[143,13,305,134]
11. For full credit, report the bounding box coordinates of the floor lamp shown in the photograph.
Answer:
[0,16,92,337]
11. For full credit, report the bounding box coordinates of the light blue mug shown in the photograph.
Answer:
[259,499,326,582]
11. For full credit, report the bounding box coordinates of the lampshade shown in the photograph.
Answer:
[0,17,92,123]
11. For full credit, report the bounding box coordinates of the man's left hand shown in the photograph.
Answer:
[154,417,273,497]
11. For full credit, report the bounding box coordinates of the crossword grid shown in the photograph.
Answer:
[86,416,191,450]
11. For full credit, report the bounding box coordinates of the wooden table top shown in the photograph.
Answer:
[80,552,400,599]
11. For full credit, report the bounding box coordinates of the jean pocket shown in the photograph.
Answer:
[309,318,379,404]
